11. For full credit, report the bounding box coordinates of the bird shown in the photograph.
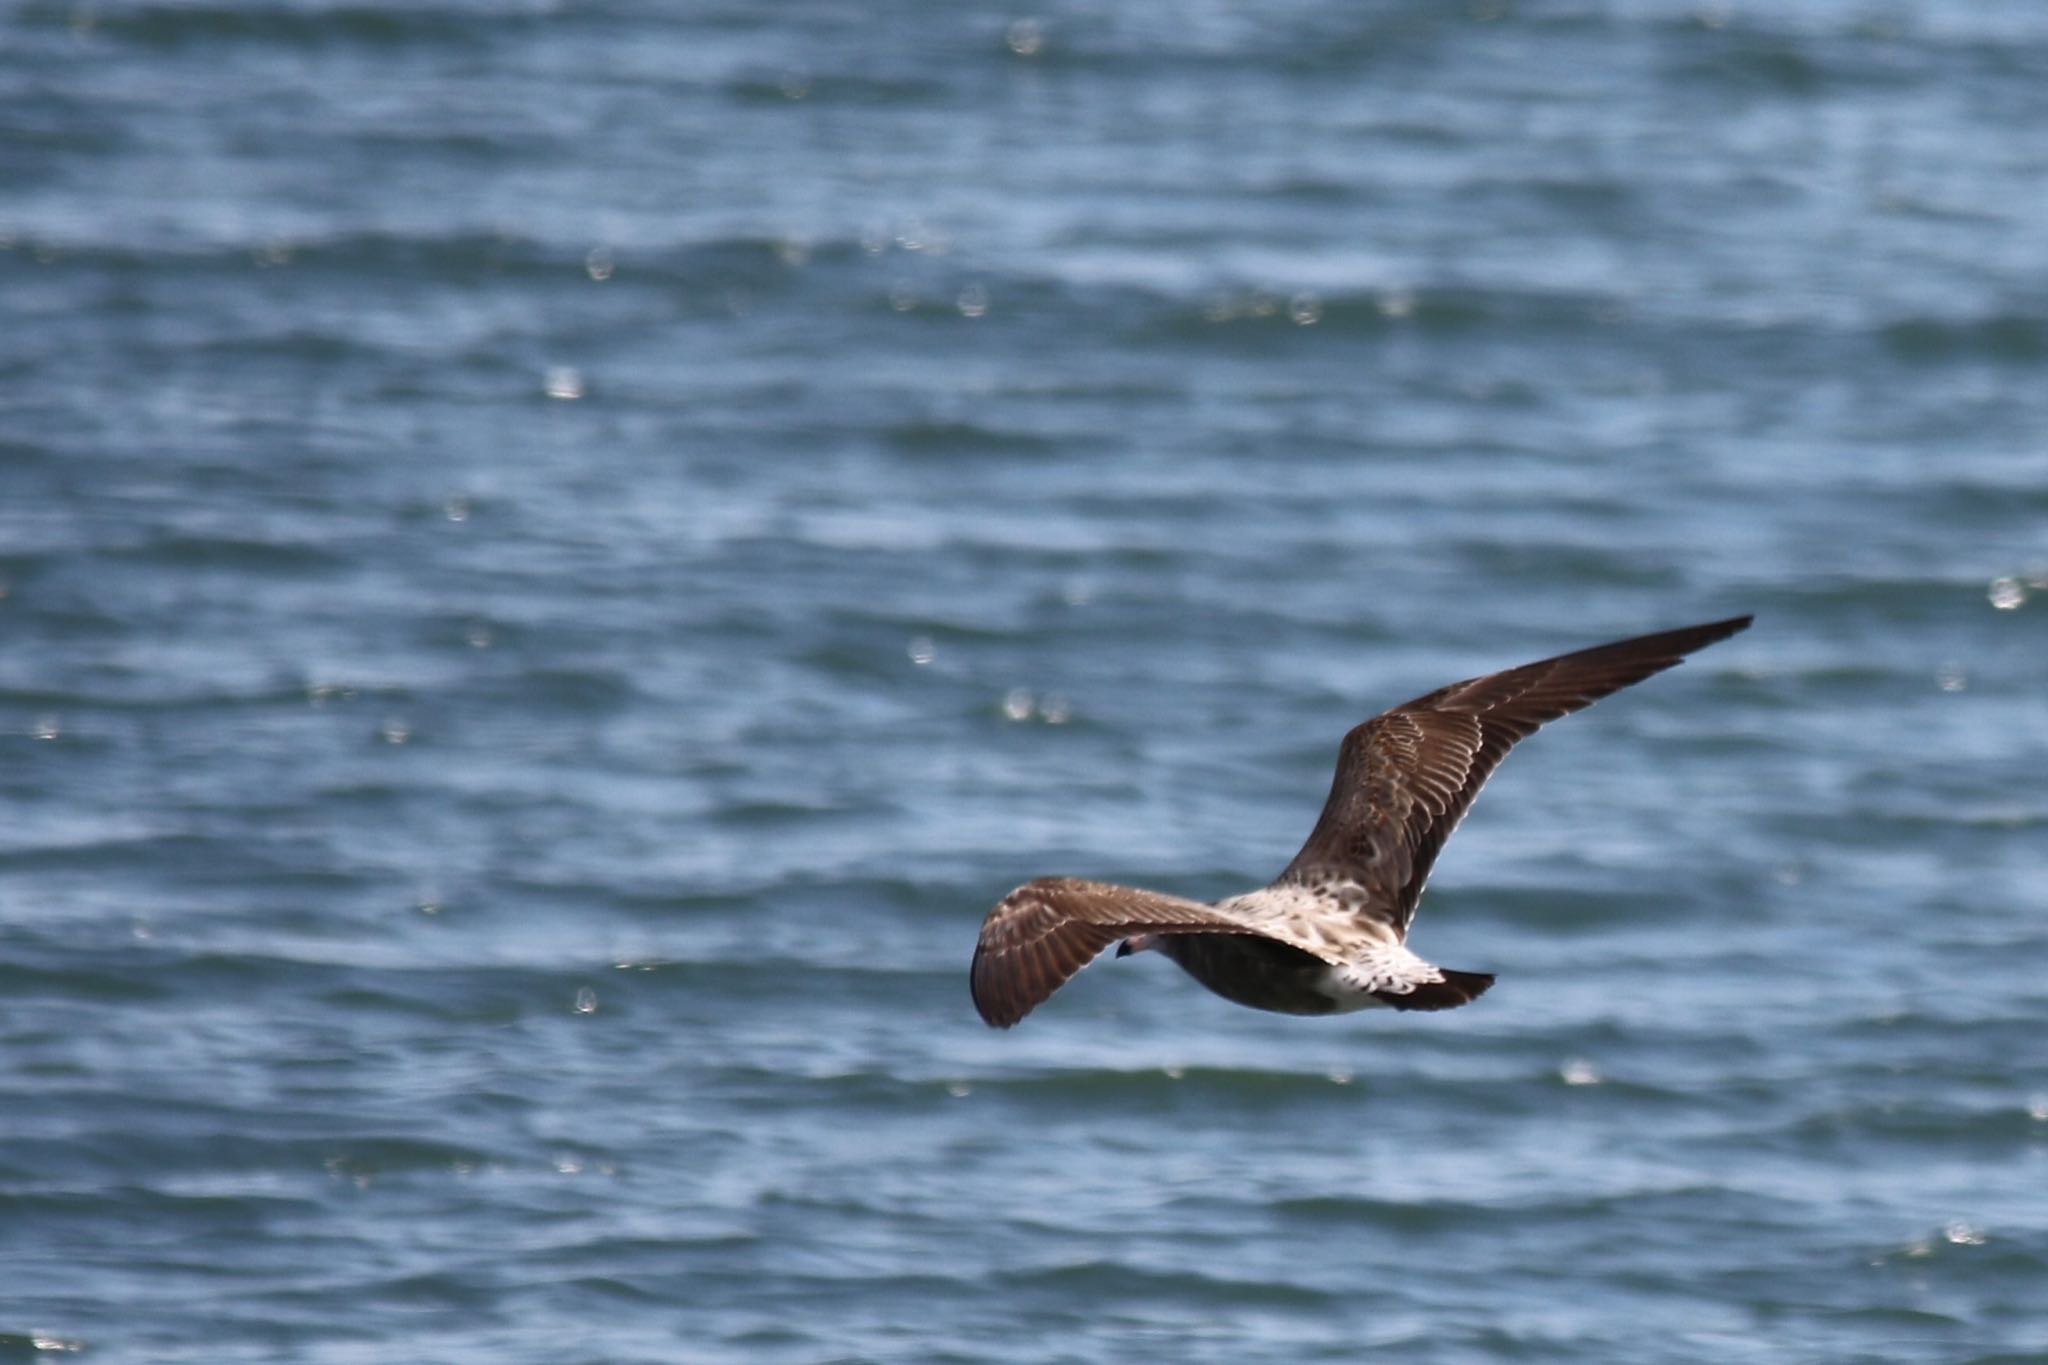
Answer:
[969,615,1752,1028]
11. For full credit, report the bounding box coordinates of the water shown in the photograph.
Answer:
[4,1,2047,1360]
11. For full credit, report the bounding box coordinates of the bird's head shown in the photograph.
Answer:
[1114,934,1158,958]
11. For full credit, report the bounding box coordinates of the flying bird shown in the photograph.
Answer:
[970,616,1751,1028]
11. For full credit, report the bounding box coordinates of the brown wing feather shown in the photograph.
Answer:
[1278,616,1752,934]
[970,877,1270,1028]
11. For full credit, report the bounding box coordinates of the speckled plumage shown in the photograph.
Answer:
[970,616,1752,1028]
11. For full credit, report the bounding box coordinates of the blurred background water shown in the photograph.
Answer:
[3,1,2047,1361]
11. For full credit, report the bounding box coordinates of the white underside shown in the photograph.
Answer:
[1310,967,1395,1013]
[1318,951,1447,1011]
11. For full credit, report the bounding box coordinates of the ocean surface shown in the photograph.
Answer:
[4,2,2047,1361]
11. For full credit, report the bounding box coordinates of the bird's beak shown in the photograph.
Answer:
[1115,935,1156,958]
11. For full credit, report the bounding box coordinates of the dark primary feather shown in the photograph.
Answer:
[970,877,1273,1028]
[1278,615,1752,934]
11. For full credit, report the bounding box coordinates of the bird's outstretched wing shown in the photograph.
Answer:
[1278,616,1752,936]
[971,877,1280,1028]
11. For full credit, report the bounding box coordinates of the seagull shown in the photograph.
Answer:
[970,616,1751,1028]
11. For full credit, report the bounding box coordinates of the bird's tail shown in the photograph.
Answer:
[1374,968,1494,1011]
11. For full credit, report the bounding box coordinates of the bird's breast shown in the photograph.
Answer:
[1156,934,1381,1016]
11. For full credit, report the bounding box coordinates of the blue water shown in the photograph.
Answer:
[4,2,2047,1361]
